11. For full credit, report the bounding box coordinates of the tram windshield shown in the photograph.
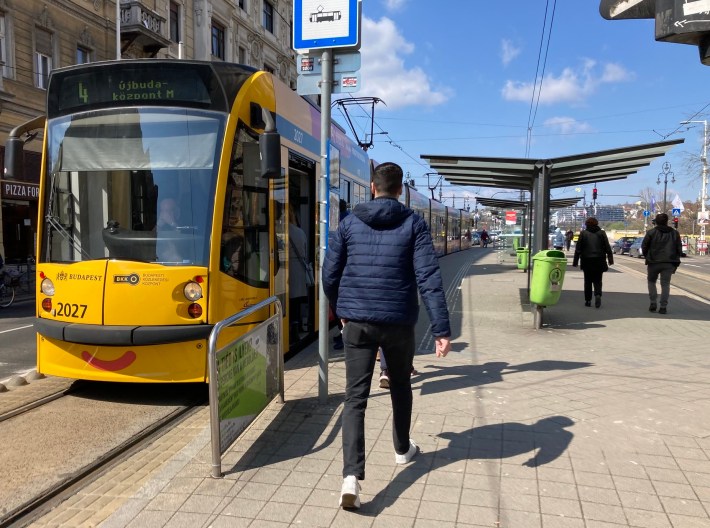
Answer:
[43,107,224,266]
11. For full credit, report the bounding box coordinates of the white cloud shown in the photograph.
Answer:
[359,17,453,109]
[501,60,634,105]
[500,39,521,66]
[543,116,594,135]
[383,0,407,11]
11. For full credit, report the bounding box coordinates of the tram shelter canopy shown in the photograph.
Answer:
[422,138,684,254]
[476,197,581,210]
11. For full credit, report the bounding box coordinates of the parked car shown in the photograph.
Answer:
[611,236,635,255]
[628,237,645,258]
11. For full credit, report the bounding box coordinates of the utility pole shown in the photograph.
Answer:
[681,120,708,252]
[701,121,707,248]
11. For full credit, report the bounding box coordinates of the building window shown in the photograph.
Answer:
[35,52,51,89]
[263,63,274,74]
[239,0,246,10]
[35,28,53,89]
[211,21,225,60]
[169,2,181,43]
[238,46,247,65]
[76,46,91,64]
[0,14,7,77]
[263,1,274,33]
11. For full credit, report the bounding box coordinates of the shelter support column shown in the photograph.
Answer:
[532,160,552,255]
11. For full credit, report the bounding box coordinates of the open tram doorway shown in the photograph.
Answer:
[287,151,317,348]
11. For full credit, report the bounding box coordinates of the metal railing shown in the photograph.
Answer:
[208,296,284,478]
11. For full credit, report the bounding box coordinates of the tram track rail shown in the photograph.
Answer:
[1,402,202,528]
[0,383,207,528]
[613,259,710,303]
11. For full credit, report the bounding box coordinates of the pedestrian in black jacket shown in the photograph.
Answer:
[322,161,452,510]
[572,217,614,308]
[641,213,682,314]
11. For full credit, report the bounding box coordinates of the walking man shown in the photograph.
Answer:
[322,162,452,510]
[641,213,682,314]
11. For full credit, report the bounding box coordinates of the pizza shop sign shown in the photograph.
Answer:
[1,180,40,200]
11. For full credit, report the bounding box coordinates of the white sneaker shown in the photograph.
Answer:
[339,475,361,509]
[379,370,390,389]
[395,439,418,464]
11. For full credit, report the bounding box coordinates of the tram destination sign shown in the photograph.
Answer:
[48,63,218,117]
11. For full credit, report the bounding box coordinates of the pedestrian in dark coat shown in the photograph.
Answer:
[322,162,451,510]
[572,217,614,308]
[641,213,682,314]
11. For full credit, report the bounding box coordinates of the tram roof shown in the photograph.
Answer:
[421,139,684,191]
[476,197,581,209]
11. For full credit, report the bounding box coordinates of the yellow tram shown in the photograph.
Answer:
[4,60,371,382]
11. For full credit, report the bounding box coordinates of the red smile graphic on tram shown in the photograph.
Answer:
[81,351,137,371]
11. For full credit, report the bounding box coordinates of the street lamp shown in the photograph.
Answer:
[656,161,675,214]
[680,120,708,247]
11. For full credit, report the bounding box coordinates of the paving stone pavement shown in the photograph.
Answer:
[22,248,710,527]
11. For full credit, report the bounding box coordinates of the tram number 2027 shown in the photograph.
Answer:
[56,302,88,318]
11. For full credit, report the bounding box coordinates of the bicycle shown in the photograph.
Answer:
[0,270,16,308]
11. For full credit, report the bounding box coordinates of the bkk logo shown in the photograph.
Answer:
[113,273,140,285]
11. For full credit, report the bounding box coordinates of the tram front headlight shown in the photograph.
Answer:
[41,278,55,296]
[183,281,203,301]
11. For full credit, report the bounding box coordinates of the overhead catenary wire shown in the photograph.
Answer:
[525,0,557,158]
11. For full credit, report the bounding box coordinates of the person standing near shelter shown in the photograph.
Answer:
[322,161,452,510]
[565,229,574,251]
[572,217,614,308]
[553,227,565,250]
[480,228,490,248]
[641,213,682,314]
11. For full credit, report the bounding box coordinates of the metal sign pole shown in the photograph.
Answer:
[318,49,333,403]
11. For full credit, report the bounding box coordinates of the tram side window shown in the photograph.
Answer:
[221,126,269,288]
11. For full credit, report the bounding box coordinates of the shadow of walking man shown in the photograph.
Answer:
[414,360,593,396]
[367,416,574,514]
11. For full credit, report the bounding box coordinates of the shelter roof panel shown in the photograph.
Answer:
[423,139,684,191]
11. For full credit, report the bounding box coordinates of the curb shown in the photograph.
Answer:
[0,369,45,392]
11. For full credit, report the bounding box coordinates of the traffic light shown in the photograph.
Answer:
[592,187,598,200]
[673,217,679,229]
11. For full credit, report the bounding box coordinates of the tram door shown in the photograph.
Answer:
[287,152,317,347]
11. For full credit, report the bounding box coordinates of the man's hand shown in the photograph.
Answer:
[435,337,451,357]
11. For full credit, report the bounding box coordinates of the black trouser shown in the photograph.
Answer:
[580,258,607,302]
[647,262,675,307]
[341,321,415,480]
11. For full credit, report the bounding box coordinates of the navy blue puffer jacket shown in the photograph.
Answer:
[322,197,451,337]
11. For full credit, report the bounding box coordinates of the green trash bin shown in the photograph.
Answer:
[513,237,521,249]
[516,247,529,270]
[530,250,567,306]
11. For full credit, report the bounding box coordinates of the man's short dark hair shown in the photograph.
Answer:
[654,213,669,226]
[373,162,403,195]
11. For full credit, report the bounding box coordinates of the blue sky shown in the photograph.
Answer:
[330,0,710,208]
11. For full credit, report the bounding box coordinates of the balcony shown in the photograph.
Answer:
[120,0,172,57]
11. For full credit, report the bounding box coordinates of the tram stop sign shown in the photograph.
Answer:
[600,0,710,65]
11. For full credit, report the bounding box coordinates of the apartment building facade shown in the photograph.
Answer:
[0,0,295,263]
